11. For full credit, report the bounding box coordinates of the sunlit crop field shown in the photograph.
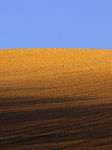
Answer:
[0,48,112,149]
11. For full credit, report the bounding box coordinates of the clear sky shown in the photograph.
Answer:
[0,0,112,49]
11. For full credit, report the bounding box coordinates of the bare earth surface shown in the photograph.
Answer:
[0,48,112,150]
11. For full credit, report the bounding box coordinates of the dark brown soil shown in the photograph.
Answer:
[0,96,112,150]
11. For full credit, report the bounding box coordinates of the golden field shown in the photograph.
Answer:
[0,48,112,149]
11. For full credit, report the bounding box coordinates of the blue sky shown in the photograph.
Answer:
[0,0,112,49]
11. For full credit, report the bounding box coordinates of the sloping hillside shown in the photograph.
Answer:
[0,48,112,149]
